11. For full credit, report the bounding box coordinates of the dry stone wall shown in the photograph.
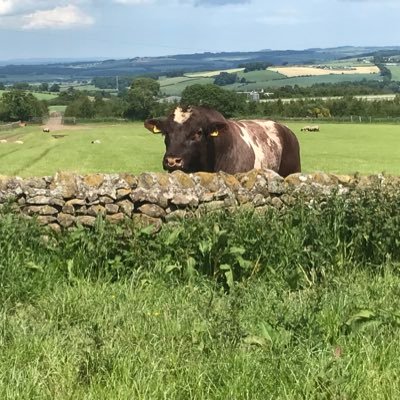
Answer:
[0,170,395,232]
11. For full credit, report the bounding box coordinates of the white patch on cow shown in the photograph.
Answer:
[173,106,192,124]
[235,120,283,170]
[253,120,283,169]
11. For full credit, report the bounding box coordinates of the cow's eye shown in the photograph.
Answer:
[191,131,202,141]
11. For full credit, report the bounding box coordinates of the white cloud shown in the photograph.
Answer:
[22,4,94,30]
[0,0,13,15]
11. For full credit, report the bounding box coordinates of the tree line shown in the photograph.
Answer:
[2,79,400,123]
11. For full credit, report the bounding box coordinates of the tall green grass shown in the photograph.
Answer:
[1,186,400,398]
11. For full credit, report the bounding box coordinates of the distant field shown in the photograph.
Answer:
[269,65,379,77]
[0,122,399,177]
[158,63,383,95]
[0,90,58,101]
[160,77,214,96]
[388,65,400,81]
[48,105,67,113]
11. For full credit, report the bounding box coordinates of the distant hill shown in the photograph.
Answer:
[1,46,400,83]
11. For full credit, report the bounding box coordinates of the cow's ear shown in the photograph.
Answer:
[144,118,165,134]
[208,121,228,138]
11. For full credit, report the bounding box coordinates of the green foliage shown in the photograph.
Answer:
[238,61,273,72]
[39,82,49,92]
[123,78,160,120]
[49,83,60,92]
[0,89,48,121]
[64,96,95,118]
[213,72,237,86]
[181,84,246,117]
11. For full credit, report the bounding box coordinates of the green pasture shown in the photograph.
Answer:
[388,65,400,81]
[0,90,58,101]
[160,76,214,96]
[0,121,399,177]
[0,123,164,177]
[291,122,400,175]
[48,105,67,113]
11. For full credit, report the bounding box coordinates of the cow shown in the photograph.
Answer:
[144,106,301,177]
[43,128,50,133]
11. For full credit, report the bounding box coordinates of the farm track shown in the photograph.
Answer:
[0,147,22,160]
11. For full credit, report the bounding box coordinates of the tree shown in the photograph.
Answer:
[64,96,95,118]
[180,84,246,117]
[123,78,160,120]
[39,83,49,92]
[49,83,61,93]
[0,90,47,121]
[12,82,31,90]
[213,72,237,86]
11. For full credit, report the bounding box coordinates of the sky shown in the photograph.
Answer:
[0,0,399,61]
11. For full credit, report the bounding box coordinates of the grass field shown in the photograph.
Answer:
[388,65,400,81]
[0,121,399,177]
[160,76,215,96]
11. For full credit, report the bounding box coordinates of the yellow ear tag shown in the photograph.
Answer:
[153,126,161,134]
[210,130,219,137]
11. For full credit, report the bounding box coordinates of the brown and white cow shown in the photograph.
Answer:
[144,106,301,177]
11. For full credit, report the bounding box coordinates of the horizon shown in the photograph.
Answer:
[1,44,399,66]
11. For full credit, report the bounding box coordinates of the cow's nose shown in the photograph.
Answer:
[167,157,183,167]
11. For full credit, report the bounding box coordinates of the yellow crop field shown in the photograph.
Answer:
[268,65,379,77]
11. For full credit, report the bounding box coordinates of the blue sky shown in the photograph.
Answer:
[0,0,399,61]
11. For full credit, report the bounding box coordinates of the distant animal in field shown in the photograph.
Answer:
[91,140,101,144]
[301,125,319,132]
[0,139,7,143]
[19,122,27,127]
[144,105,301,177]
[43,127,50,133]
[15,140,24,144]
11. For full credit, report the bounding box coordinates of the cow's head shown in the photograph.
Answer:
[144,106,228,173]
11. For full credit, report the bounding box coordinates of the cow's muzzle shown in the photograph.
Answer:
[164,156,183,170]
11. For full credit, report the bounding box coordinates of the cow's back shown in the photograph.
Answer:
[224,119,300,176]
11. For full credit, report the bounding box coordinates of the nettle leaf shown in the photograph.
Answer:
[165,264,182,273]
[260,322,275,344]
[26,261,44,273]
[220,264,234,288]
[229,246,246,256]
[243,335,267,347]
[199,240,212,256]
[346,309,376,326]
[165,227,184,246]
[185,257,197,277]
[139,225,155,236]
[345,309,381,333]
